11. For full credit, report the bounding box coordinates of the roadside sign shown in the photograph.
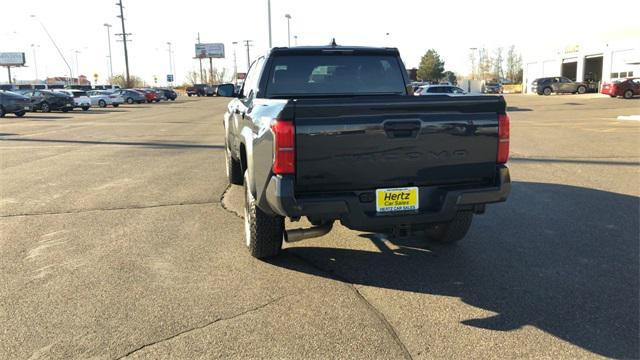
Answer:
[194,43,225,59]
[236,72,247,80]
[0,52,25,66]
[167,74,174,82]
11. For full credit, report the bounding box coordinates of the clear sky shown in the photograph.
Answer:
[2,0,639,85]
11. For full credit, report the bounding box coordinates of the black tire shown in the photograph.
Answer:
[609,94,617,98]
[543,87,552,96]
[98,100,107,108]
[225,145,243,185]
[147,100,152,103]
[62,108,70,113]
[243,171,284,259]
[425,211,473,244]
[623,90,634,99]
[112,103,119,108]
[126,97,134,104]
[0,106,5,118]
[155,99,160,102]
[171,98,176,101]
[577,86,586,94]
[187,94,192,97]
[82,106,90,111]
[15,111,26,117]
[41,102,51,112]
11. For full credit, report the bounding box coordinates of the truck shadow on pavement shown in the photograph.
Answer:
[0,138,224,149]
[272,181,639,358]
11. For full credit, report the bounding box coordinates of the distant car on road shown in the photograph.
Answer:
[414,85,467,95]
[87,90,123,107]
[483,82,503,94]
[186,86,200,97]
[22,90,74,113]
[531,77,587,96]
[54,89,92,111]
[0,91,31,117]
[601,78,640,99]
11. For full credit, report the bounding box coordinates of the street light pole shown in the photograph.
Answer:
[243,40,253,70]
[166,42,173,85]
[30,44,39,81]
[30,15,73,85]
[104,23,113,79]
[232,41,238,84]
[285,14,291,47]
[267,0,272,48]
[74,50,81,85]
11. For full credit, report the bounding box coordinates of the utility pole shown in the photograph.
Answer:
[243,40,253,70]
[74,50,81,85]
[267,0,272,48]
[116,1,131,87]
[197,32,203,83]
[104,23,113,79]
[285,14,291,47]
[7,67,11,84]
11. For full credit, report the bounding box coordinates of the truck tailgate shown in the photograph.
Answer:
[294,95,505,192]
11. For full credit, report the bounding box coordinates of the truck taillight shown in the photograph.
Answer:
[271,119,295,174]
[497,113,510,164]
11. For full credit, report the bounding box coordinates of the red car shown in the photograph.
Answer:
[601,78,640,99]
[135,89,158,103]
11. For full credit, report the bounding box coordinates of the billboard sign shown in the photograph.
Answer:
[0,52,26,66]
[195,43,225,59]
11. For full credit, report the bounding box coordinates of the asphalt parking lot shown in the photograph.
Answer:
[1,94,639,359]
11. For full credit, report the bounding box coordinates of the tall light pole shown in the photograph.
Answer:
[103,23,113,79]
[74,49,81,84]
[267,0,272,48]
[30,15,73,84]
[294,35,298,46]
[232,41,238,83]
[30,44,39,81]
[166,42,173,85]
[285,14,292,47]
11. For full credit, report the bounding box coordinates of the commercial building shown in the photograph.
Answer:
[522,38,639,94]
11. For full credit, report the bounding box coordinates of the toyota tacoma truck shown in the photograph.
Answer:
[218,45,510,259]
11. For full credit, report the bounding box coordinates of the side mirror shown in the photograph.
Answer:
[216,83,236,97]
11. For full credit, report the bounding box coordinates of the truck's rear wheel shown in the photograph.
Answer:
[623,90,634,99]
[425,211,473,244]
[244,172,284,259]
[225,146,243,185]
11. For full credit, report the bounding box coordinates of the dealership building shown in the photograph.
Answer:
[522,38,639,94]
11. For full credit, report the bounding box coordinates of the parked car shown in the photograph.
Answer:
[414,85,467,95]
[601,78,640,99]
[220,45,510,259]
[134,89,158,103]
[116,89,146,104]
[483,82,503,94]
[54,89,92,111]
[152,88,167,101]
[0,91,31,117]
[87,90,123,107]
[154,88,177,101]
[186,86,201,97]
[531,77,587,96]
[22,90,74,112]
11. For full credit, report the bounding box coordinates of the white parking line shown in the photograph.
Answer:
[617,115,640,121]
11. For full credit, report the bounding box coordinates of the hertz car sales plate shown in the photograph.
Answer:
[376,187,419,213]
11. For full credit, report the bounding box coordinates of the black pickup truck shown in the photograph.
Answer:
[218,45,510,259]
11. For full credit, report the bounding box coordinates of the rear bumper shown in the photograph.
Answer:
[265,165,510,232]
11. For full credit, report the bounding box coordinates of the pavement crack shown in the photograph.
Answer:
[218,184,413,359]
[1,200,218,218]
[116,294,292,359]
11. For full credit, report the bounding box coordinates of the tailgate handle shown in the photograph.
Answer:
[383,121,421,138]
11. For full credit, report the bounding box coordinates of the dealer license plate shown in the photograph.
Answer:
[376,187,419,213]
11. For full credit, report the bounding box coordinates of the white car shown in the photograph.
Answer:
[54,89,92,111]
[87,90,123,108]
[414,85,467,96]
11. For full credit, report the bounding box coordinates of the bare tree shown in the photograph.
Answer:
[477,48,491,81]
[108,74,144,88]
[185,71,200,85]
[506,46,523,83]
[492,47,504,81]
[208,67,228,84]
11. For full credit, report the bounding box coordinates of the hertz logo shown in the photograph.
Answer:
[335,150,467,162]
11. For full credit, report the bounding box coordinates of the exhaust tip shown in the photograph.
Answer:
[284,222,333,243]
